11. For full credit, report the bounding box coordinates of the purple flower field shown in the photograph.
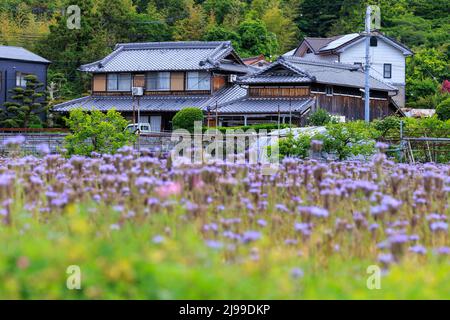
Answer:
[0,146,449,299]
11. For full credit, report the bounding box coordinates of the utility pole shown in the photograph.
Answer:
[364,5,372,123]
[289,98,292,131]
[137,96,141,153]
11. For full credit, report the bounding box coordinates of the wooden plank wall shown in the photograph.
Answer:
[314,94,393,121]
[249,87,310,97]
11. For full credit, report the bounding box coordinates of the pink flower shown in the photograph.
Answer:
[155,181,182,198]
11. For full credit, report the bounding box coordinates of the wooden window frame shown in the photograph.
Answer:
[326,86,333,96]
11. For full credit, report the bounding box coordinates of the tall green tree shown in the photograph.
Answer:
[238,19,278,57]
[296,0,343,37]
[261,2,299,52]
[35,0,110,96]
[203,0,244,24]
[203,26,241,51]
[173,0,207,40]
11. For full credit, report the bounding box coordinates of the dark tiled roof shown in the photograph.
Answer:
[0,46,50,63]
[212,97,314,114]
[201,85,248,109]
[53,85,248,113]
[284,57,397,91]
[53,95,211,112]
[238,56,397,92]
[80,41,248,73]
[239,75,311,84]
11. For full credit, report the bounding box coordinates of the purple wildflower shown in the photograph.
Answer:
[205,240,223,249]
[409,245,427,255]
[257,219,267,227]
[435,247,450,255]
[241,231,261,243]
[430,222,448,232]
[3,135,25,146]
[152,235,164,244]
[378,253,394,265]
[290,267,304,279]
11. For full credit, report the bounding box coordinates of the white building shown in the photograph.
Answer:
[290,31,413,107]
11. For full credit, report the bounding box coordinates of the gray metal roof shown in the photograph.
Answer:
[80,41,247,73]
[0,46,50,63]
[54,85,248,113]
[212,97,314,114]
[239,56,397,92]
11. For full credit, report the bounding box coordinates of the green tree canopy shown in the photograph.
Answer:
[238,18,278,57]
[64,109,135,156]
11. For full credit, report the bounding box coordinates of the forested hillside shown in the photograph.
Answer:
[0,0,448,108]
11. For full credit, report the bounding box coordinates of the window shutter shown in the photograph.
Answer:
[133,74,145,87]
[93,74,107,92]
[171,72,184,91]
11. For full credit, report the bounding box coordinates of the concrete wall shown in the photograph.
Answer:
[0,133,176,156]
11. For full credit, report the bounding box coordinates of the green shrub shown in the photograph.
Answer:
[406,78,439,107]
[275,121,382,160]
[403,116,450,137]
[307,108,332,126]
[409,92,448,109]
[172,107,204,132]
[277,133,311,159]
[64,109,135,156]
[436,97,450,120]
[314,121,381,160]
[373,116,401,137]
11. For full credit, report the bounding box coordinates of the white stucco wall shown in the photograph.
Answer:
[339,38,406,86]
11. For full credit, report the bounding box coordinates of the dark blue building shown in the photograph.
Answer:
[0,46,50,108]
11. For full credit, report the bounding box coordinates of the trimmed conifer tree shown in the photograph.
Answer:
[1,74,48,128]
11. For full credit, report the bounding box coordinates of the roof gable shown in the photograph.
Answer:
[333,33,413,56]
[294,36,342,56]
[294,32,413,57]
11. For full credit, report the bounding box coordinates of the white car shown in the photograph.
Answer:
[125,123,152,134]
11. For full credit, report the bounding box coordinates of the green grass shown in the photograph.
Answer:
[1,202,449,299]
